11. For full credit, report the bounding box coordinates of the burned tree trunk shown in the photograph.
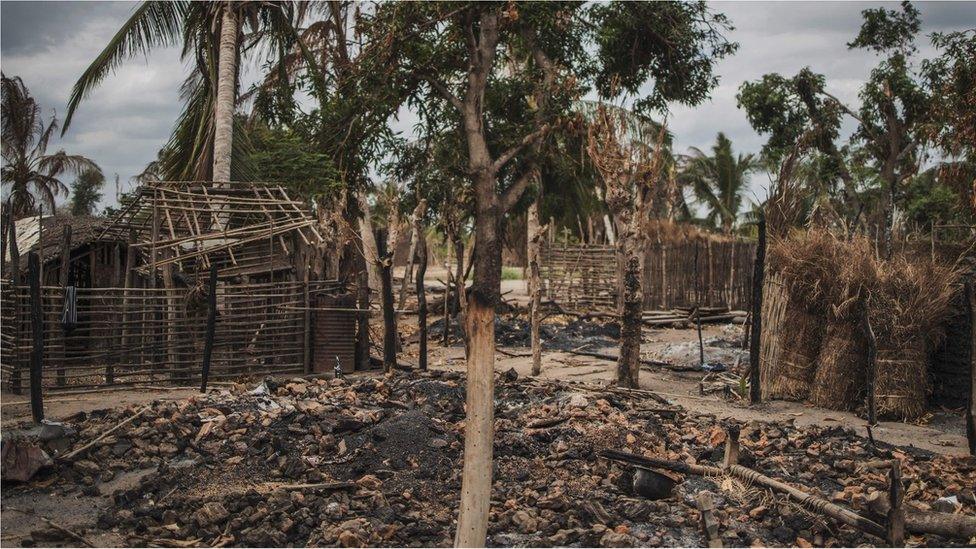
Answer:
[415,212,428,371]
[587,107,662,390]
[612,202,644,389]
[376,228,397,373]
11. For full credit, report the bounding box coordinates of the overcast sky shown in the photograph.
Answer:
[2,1,973,212]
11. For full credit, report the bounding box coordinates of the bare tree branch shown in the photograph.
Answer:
[491,123,551,174]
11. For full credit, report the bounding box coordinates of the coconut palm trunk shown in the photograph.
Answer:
[212,3,238,182]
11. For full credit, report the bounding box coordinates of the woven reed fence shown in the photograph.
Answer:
[540,239,756,311]
[0,280,341,393]
[757,273,789,399]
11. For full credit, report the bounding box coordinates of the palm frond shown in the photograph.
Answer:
[63,1,188,133]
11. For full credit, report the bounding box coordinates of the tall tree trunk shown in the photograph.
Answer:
[881,176,896,260]
[527,199,543,376]
[357,192,382,292]
[416,214,429,371]
[398,202,424,310]
[455,170,501,547]
[376,228,397,372]
[212,3,238,182]
[338,191,370,372]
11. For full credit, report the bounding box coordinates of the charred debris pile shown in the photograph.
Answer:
[4,372,975,547]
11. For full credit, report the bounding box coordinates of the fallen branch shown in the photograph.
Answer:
[60,406,151,461]
[601,449,886,540]
[260,481,357,492]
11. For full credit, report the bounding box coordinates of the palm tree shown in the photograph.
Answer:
[63,2,304,181]
[1,74,101,218]
[679,132,761,233]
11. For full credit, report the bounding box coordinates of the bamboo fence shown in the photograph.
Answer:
[0,280,342,393]
[540,239,756,311]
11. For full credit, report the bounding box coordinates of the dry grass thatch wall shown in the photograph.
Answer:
[760,230,963,421]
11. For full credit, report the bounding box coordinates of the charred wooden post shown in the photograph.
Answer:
[200,263,218,392]
[723,425,740,468]
[748,217,766,404]
[695,491,723,548]
[55,225,71,387]
[886,460,905,547]
[863,295,879,426]
[28,252,44,423]
[355,267,371,371]
[376,228,397,373]
[415,207,429,371]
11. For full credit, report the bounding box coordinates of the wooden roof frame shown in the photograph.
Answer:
[100,181,323,277]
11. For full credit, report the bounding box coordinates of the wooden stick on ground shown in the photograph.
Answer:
[60,406,151,461]
[5,507,95,547]
[601,449,887,540]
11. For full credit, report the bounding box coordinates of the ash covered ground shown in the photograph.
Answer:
[2,370,974,547]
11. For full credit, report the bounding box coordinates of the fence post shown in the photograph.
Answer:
[28,252,44,423]
[748,218,766,404]
[863,296,878,426]
[200,263,218,392]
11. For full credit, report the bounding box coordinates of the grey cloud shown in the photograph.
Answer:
[2,1,973,214]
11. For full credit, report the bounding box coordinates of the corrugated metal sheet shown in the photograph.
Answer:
[312,293,358,374]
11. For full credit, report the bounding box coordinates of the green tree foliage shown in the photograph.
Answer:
[738,1,972,245]
[1,74,101,217]
[679,132,761,232]
[69,168,105,216]
[246,120,339,200]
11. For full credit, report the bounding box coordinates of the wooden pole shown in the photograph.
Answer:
[415,212,429,371]
[57,225,71,387]
[602,449,887,540]
[443,233,452,346]
[966,281,975,456]
[864,295,878,427]
[28,252,44,423]
[886,459,905,547]
[748,217,766,404]
[694,243,704,366]
[200,263,218,392]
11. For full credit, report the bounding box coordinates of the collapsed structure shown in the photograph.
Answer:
[0,181,365,396]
